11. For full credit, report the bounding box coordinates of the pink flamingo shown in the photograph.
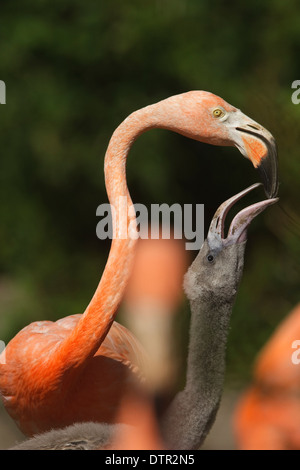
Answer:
[0,91,278,437]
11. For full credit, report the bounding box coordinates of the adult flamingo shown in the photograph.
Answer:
[234,303,300,450]
[0,91,278,436]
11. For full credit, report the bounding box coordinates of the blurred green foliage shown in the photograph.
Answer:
[0,0,299,385]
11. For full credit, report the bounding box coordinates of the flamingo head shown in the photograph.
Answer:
[206,182,278,252]
[158,91,278,198]
[184,183,278,300]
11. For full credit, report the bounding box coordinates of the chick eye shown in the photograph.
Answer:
[207,254,214,262]
[213,108,225,118]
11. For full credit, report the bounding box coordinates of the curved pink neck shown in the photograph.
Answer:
[55,104,158,371]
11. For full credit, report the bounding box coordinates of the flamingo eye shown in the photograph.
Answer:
[213,108,225,118]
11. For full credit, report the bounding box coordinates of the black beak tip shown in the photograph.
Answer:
[236,126,279,198]
[257,154,279,199]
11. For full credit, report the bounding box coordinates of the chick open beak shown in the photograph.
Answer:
[207,183,279,248]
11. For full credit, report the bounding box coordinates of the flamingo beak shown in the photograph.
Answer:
[207,183,279,248]
[232,113,279,198]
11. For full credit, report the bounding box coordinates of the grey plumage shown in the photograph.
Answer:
[10,422,131,450]
[160,242,246,449]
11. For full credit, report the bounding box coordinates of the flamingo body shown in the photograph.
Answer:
[234,304,300,450]
[234,386,300,450]
[1,318,144,435]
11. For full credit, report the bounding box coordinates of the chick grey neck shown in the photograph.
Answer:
[161,241,246,450]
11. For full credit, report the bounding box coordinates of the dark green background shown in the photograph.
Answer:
[0,0,299,390]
